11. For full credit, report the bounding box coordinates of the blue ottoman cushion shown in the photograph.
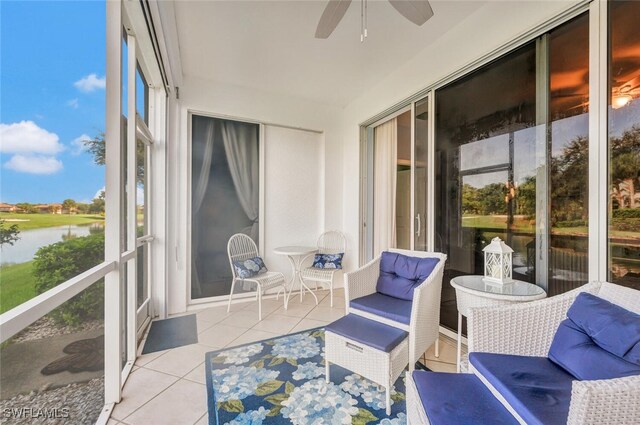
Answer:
[325,314,408,353]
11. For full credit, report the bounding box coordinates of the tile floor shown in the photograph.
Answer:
[108,288,461,425]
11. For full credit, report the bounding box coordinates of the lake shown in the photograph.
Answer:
[0,224,104,265]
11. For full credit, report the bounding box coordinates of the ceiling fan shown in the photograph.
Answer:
[315,0,434,39]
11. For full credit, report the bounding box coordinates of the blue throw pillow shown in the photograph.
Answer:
[375,251,440,301]
[548,292,640,380]
[566,292,640,364]
[233,256,268,279]
[312,253,344,269]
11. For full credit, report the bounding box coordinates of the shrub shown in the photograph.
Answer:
[612,208,640,219]
[611,218,640,233]
[555,220,587,228]
[33,233,105,326]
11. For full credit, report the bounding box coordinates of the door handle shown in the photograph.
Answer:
[415,213,421,236]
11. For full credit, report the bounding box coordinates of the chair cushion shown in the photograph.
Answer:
[232,256,268,279]
[412,371,519,425]
[312,253,344,269]
[376,251,439,301]
[325,314,408,353]
[470,353,574,425]
[566,292,640,364]
[350,293,412,325]
[548,319,640,380]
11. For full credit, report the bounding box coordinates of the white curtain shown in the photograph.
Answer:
[373,117,398,254]
[221,121,260,242]
[191,120,214,297]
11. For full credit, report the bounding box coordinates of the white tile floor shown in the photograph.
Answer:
[109,288,460,424]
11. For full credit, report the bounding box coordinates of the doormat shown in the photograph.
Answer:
[142,315,198,354]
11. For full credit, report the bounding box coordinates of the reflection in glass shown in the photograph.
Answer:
[191,115,260,299]
[434,12,589,331]
[396,111,412,250]
[608,0,640,290]
[414,98,429,251]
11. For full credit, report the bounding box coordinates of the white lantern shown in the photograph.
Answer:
[482,237,514,284]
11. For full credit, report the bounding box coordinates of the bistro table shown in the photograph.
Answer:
[273,246,319,305]
[450,275,547,372]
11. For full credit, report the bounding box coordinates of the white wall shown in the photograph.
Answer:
[340,0,583,268]
[167,77,344,314]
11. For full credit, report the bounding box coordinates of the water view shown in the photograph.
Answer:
[0,223,104,265]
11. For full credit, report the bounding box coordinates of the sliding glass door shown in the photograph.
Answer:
[435,13,589,332]
[190,114,260,300]
[369,103,430,257]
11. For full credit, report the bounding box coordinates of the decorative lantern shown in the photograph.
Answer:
[482,237,514,284]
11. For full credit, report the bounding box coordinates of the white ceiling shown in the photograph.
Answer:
[172,1,486,107]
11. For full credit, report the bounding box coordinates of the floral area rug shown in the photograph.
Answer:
[205,328,408,424]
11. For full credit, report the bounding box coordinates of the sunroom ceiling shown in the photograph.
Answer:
[172,0,486,106]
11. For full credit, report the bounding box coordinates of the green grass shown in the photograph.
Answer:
[0,261,36,314]
[0,213,104,231]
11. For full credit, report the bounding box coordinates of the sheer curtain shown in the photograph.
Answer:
[191,120,214,297]
[221,121,260,242]
[373,117,398,254]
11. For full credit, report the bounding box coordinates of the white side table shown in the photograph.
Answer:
[450,275,547,372]
[273,246,318,305]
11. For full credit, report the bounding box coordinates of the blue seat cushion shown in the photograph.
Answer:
[412,371,519,425]
[312,253,344,269]
[325,314,408,353]
[549,318,640,380]
[349,293,412,325]
[566,292,640,364]
[376,251,440,301]
[470,353,574,425]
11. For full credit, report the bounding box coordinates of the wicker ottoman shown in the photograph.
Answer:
[325,314,409,415]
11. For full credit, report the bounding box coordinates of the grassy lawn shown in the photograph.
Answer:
[0,261,36,314]
[0,213,104,231]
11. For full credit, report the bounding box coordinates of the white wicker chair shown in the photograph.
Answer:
[299,230,346,307]
[407,281,640,425]
[227,233,287,320]
[465,281,640,425]
[345,248,447,372]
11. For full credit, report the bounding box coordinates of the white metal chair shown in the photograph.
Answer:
[300,230,346,307]
[227,233,287,320]
[345,248,447,372]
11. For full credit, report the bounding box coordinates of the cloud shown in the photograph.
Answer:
[71,134,92,155]
[74,73,106,92]
[4,154,63,175]
[94,187,105,199]
[0,121,64,155]
[67,98,79,109]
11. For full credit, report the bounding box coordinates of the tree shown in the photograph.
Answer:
[85,132,144,184]
[0,219,20,246]
[15,203,37,213]
[88,191,105,214]
[62,199,77,215]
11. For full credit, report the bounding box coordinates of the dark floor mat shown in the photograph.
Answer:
[142,315,198,354]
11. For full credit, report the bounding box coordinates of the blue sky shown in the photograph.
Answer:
[1,1,106,204]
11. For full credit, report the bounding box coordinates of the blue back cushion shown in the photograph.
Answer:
[375,251,439,301]
[312,253,344,269]
[233,256,268,279]
[548,293,640,380]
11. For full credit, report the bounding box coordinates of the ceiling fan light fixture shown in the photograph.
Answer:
[612,93,632,109]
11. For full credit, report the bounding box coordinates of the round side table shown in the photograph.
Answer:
[450,275,547,372]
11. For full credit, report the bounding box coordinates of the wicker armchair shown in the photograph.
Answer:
[345,248,447,372]
[407,281,640,425]
[465,281,640,425]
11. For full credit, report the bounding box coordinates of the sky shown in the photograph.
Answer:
[0,1,106,204]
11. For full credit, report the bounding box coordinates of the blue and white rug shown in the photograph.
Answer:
[205,328,408,424]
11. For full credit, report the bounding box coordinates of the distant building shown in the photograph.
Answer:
[35,203,63,214]
[0,203,17,212]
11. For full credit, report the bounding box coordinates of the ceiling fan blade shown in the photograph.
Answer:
[315,0,353,39]
[388,0,434,26]
[389,0,433,26]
